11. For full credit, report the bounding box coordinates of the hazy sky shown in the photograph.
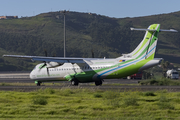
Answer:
[1,0,180,18]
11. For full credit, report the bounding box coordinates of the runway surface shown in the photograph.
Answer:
[0,72,180,92]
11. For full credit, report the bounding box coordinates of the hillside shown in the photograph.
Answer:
[0,11,180,71]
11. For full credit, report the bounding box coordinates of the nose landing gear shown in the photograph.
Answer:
[71,78,79,86]
[35,81,42,86]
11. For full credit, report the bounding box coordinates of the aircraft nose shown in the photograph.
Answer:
[29,70,35,79]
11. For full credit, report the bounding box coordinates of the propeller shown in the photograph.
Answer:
[40,50,62,76]
[39,49,49,76]
[40,62,47,69]
[39,50,48,69]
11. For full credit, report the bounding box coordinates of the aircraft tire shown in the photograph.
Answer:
[95,80,102,86]
[37,81,41,86]
[71,79,79,86]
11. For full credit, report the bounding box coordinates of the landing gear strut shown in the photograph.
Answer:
[71,78,79,86]
[95,80,102,86]
[36,81,42,86]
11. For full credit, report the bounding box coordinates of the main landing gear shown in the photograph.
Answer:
[36,81,42,86]
[71,78,79,86]
[95,80,103,86]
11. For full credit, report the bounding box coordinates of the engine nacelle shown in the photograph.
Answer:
[46,62,63,68]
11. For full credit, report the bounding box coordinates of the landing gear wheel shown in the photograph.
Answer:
[37,81,42,86]
[71,79,79,86]
[95,80,102,86]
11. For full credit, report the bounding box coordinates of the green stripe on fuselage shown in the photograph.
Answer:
[65,59,134,82]
[106,59,151,79]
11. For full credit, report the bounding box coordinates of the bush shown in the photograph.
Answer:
[94,93,103,98]
[45,88,55,94]
[1,83,10,86]
[103,91,120,107]
[150,79,158,85]
[159,95,169,102]
[156,95,174,109]
[139,79,180,86]
[144,91,156,96]
[103,91,119,99]
[123,97,139,106]
[157,102,174,110]
[32,96,48,105]
[59,89,74,96]
[107,99,120,107]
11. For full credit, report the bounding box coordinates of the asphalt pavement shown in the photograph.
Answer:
[0,71,180,92]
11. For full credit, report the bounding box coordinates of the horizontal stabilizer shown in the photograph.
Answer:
[130,28,178,32]
[130,28,156,31]
[159,29,178,32]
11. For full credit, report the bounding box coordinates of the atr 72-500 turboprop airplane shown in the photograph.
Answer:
[3,24,177,86]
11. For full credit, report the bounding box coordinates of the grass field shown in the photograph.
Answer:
[0,88,180,119]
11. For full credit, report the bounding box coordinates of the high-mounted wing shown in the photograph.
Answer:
[3,55,103,63]
[3,55,87,63]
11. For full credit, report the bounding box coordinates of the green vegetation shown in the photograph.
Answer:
[139,78,180,85]
[32,96,48,105]
[1,11,180,71]
[142,60,180,80]
[143,91,156,96]
[0,88,180,119]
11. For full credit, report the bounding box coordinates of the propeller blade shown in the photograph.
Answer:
[40,62,47,69]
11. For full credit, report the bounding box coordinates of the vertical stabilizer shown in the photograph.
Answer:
[132,24,160,60]
[119,24,177,60]
[120,24,160,60]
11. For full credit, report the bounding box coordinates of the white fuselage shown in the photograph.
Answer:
[29,58,119,81]
[29,58,161,82]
